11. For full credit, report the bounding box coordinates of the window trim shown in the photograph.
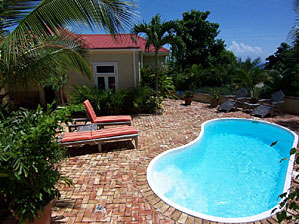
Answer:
[93,62,118,90]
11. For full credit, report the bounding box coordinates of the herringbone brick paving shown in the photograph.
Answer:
[52,99,299,224]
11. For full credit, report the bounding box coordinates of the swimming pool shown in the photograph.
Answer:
[147,118,298,223]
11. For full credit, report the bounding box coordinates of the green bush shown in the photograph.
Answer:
[196,86,235,96]
[140,66,175,97]
[172,65,204,91]
[0,104,78,223]
[69,85,162,115]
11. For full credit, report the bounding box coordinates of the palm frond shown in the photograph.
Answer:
[3,34,91,87]
[288,0,299,42]
[1,0,138,65]
[0,0,39,36]
[132,14,175,52]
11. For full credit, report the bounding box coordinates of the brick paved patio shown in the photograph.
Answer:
[52,99,299,224]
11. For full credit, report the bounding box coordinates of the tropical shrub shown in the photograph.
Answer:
[233,57,266,99]
[0,104,80,223]
[197,86,235,96]
[172,64,204,91]
[141,66,175,97]
[70,85,162,115]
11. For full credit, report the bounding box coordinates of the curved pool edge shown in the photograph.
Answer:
[146,118,299,223]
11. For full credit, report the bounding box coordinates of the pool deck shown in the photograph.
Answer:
[52,99,299,224]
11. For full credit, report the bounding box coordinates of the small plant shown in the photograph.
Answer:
[0,103,80,223]
[250,87,262,103]
[209,88,220,100]
[208,88,220,107]
[183,90,194,105]
[184,90,194,98]
[272,144,299,223]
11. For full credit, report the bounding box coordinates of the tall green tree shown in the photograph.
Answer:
[265,39,299,96]
[171,10,225,70]
[289,0,299,40]
[132,14,176,95]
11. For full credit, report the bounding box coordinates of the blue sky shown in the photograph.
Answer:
[13,0,294,61]
[76,0,296,61]
[133,0,296,61]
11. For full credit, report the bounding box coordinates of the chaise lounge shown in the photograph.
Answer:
[69,100,132,131]
[218,88,248,112]
[251,90,285,118]
[59,126,138,152]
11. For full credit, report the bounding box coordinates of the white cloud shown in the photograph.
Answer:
[228,41,263,55]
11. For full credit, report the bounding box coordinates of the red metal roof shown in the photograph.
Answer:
[77,34,169,53]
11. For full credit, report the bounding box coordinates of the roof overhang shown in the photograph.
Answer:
[142,51,170,56]
[86,48,143,52]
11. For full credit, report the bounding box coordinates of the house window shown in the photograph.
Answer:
[93,62,118,91]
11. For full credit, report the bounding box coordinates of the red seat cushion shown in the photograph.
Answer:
[62,131,92,143]
[83,100,131,124]
[83,100,97,123]
[93,115,131,123]
[91,126,138,139]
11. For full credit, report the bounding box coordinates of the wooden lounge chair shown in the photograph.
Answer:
[218,88,248,112]
[251,90,285,118]
[69,100,132,131]
[59,126,138,152]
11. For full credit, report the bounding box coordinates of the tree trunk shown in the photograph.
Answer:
[55,88,65,106]
[154,49,159,97]
[60,88,65,106]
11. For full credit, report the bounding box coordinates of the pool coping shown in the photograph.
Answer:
[145,118,299,223]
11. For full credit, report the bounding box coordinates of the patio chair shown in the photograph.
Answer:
[218,88,248,112]
[251,90,285,118]
[69,100,132,131]
[59,126,138,152]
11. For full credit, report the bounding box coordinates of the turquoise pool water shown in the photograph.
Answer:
[148,119,297,222]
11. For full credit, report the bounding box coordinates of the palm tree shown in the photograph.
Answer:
[234,57,266,99]
[1,0,138,67]
[0,0,138,107]
[132,14,176,95]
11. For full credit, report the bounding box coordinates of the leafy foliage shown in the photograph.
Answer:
[140,65,175,97]
[0,104,82,223]
[0,0,39,39]
[168,10,238,91]
[1,33,91,88]
[273,146,299,223]
[70,85,162,115]
[288,0,299,41]
[1,0,138,66]
[172,64,204,91]
[184,90,194,98]
[233,57,266,99]
[171,10,225,70]
[172,52,238,91]
[133,14,176,95]
[0,0,139,111]
[265,39,299,97]
[197,86,235,96]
